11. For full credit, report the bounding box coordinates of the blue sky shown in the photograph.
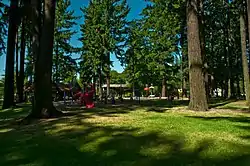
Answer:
[0,0,148,76]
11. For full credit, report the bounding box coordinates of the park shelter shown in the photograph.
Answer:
[102,84,130,97]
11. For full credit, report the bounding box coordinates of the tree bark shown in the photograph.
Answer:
[183,78,187,98]
[226,1,235,99]
[55,42,59,83]
[180,12,187,99]
[18,17,26,102]
[31,0,40,106]
[106,74,110,97]
[2,0,19,109]
[198,0,209,101]
[31,0,41,117]
[236,75,241,98]
[98,68,103,101]
[187,0,208,111]
[161,76,166,97]
[106,53,111,98]
[247,0,250,50]
[15,30,19,102]
[31,0,61,118]
[240,12,250,105]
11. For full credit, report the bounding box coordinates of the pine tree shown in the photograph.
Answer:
[240,4,250,107]
[80,0,108,100]
[53,0,79,83]
[80,0,130,99]
[125,20,148,96]
[0,0,8,55]
[203,0,242,99]
[15,0,30,103]
[187,0,208,111]
[2,0,19,109]
[96,0,130,97]
[141,0,181,98]
[32,0,62,118]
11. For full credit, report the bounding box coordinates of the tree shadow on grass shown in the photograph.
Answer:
[185,116,250,123]
[185,115,250,144]
[208,99,237,109]
[1,115,250,166]
[56,98,240,117]
[0,105,32,129]
[218,106,249,112]
[139,100,189,108]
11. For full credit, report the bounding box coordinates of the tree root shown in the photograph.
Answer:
[19,105,64,125]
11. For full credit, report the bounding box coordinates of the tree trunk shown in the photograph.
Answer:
[106,53,111,98]
[55,42,59,83]
[240,12,250,105]
[15,30,19,102]
[106,74,110,97]
[247,0,250,50]
[31,0,40,107]
[183,78,187,98]
[180,12,187,99]
[98,68,103,101]
[236,76,241,98]
[161,76,166,97]
[18,17,26,102]
[32,0,61,118]
[224,80,228,98]
[93,75,96,100]
[226,1,235,99]
[187,0,208,111]
[228,79,231,98]
[198,0,209,102]
[2,0,19,109]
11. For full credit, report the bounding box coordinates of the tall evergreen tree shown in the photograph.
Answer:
[125,20,148,96]
[100,0,130,97]
[2,0,19,109]
[203,0,241,99]
[240,5,250,106]
[17,14,26,102]
[53,0,79,83]
[80,0,104,98]
[80,0,130,99]
[32,0,61,118]
[187,0,208,111]
[247,0,250,54]
[15,0,30,102]
[141,0,181,97]
[0,0,8,55]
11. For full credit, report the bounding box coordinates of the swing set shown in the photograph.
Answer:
[58,81,95,109]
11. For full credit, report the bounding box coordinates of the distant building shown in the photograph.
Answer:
[102,84,128,88]
[102,84,130,97]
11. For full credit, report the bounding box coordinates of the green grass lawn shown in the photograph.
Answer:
[0,100,250,166]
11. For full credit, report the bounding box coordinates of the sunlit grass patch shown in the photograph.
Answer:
[1,100,250,165]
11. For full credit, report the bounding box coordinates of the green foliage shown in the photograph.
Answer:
[204,0,242,95]
[110,70,126,84]
[124,0,183,90]
[0,0,8,55]
[79,0,130,83]
[53,0,80,83]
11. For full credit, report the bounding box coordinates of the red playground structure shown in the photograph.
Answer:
[73,84,95,109]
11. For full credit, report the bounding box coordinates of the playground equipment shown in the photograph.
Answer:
[73,84,95,108]
[22,81,95,108]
